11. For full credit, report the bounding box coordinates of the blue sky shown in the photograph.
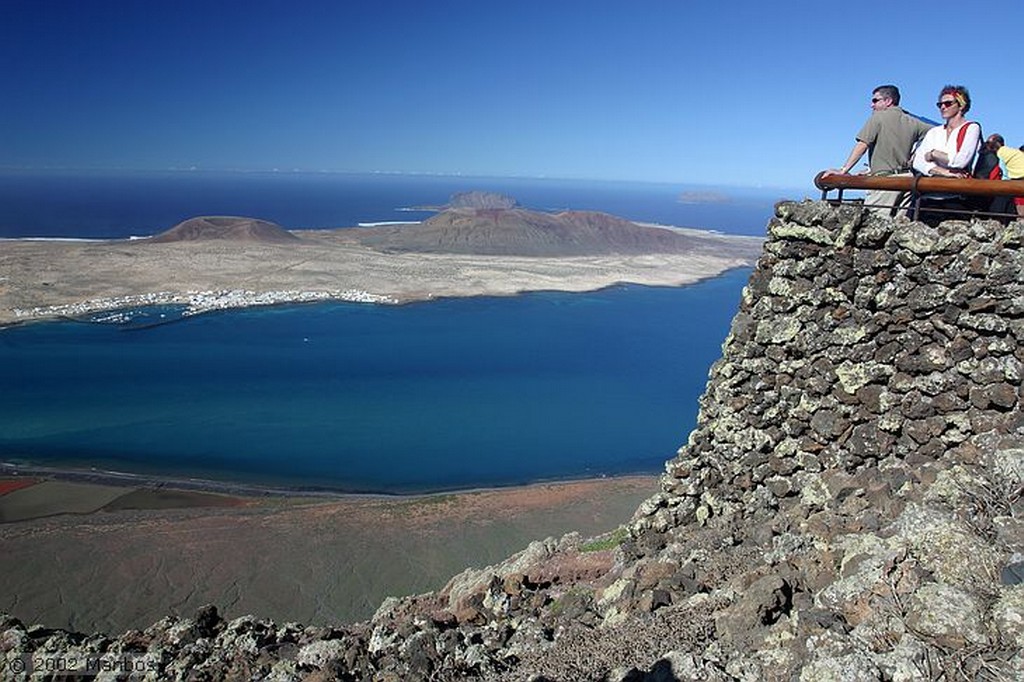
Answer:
[3,0,1023,192]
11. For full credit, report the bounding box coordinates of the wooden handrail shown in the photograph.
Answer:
[814,171,1024,197]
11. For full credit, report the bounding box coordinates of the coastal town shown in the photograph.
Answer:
[10,288,399,324]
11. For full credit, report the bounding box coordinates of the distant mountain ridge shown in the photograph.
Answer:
[149,217,300,244]
[143,196,762,259]
[349,205,760,258]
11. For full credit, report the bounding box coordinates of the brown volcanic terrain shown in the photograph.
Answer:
[447,190,518,209]
[0,476,657,633]
[347,207,743,257]
[148,216,300,244]
[0,208,762,325]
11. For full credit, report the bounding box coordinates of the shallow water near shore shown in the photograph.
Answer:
[0,272,748,493]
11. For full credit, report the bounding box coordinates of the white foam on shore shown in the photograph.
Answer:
[357,221,420,227]
[634,222,723,235]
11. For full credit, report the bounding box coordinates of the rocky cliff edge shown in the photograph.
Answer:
[3,201,1024,681]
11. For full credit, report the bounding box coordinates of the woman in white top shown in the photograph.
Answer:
[911,85,981,224]
[912,85,980,177]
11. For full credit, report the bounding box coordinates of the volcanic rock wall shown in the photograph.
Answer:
[644,200,1024,533]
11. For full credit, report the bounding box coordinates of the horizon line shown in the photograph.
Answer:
[0,165,804,193]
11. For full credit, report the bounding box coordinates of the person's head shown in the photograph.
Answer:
[871,85,900,110]
[987,134,1005,151]
[937,85,971,119]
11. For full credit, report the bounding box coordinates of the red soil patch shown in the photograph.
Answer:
[0,478,39,496]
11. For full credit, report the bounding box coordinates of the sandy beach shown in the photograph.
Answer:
[0,225,761,325]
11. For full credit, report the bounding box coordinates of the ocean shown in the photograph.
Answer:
[0,172,773,493]
[0,170,781,238]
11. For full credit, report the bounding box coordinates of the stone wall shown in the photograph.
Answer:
[647,200,1024,532]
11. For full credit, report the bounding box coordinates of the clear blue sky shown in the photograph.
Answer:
[3,0,1023,192]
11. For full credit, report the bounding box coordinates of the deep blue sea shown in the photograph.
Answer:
[0,170,780,238]
[0,172,769,493]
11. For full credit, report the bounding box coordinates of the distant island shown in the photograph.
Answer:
[678,190,731,204]
[446,190,518,209]
[408,189,519,212]
[0,195,763,325]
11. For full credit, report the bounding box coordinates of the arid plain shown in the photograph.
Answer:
[0,475,658,633]
[0,220,762,326]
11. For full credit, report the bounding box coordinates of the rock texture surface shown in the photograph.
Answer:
[446,191,519,210]
[347,207,762,257]
[149,216,301,243]
[4,201,1024,680]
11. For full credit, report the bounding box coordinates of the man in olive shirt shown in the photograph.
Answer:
[824,85,933,214]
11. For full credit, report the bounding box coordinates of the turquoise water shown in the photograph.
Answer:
[0,273,748,493]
